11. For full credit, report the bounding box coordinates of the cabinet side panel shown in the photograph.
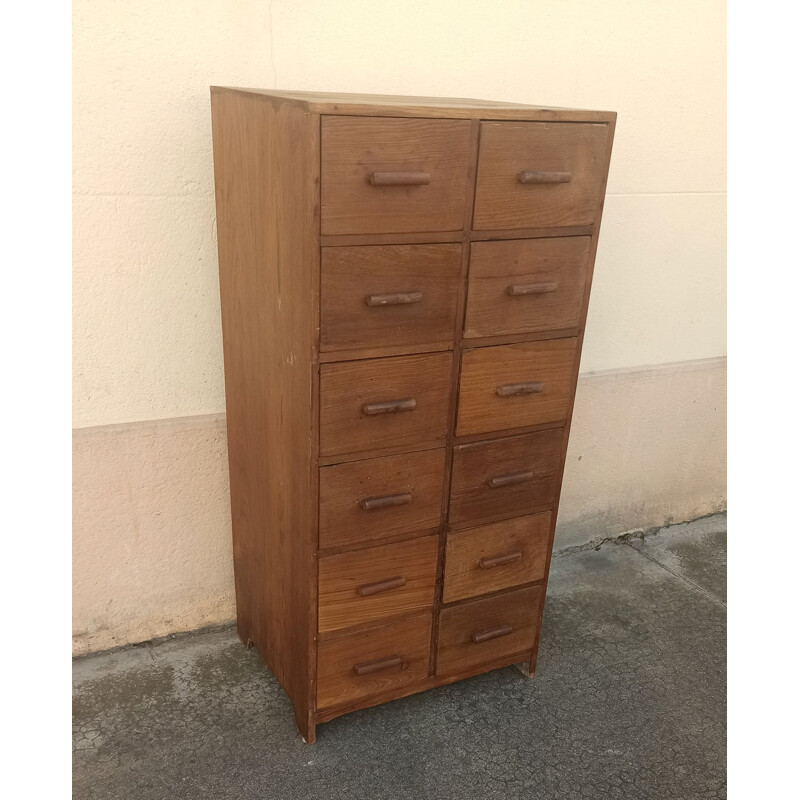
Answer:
[211,90,319,738]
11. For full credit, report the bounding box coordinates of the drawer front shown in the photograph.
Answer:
[321,244,462,352]
[456,339,577,437]
[320,352,452,458]
[321,117,471,235]
[443,513,551,603]
[319,448,446,550]
[437,585,543,675]
[317,614,432,710]
[463,237,590,339]
[449,429,563,527]
[318,536,438,634]
[473,122,609,230]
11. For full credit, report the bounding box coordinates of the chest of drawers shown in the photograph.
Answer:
[210,89,615,743]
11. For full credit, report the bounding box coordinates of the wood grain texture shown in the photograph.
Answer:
[448,429,564,527]
[316,614,432,710]
[320,351,453,457]
[437,585,543,675]
[524,115,617,681]
[469,225,594,242]
[456,329,581,352]
[319,448,446,550]
[210,89,319,742]
[473,122,609,230]
[315,647,532,724]
[321,243,461,352]
[463,237,591,338]
[318,536,439,634]
[457,338,578,437]
[318,342,453,363]
[212,88,617,123]
[320,231,463,247]
[321,117,471,234]
[425,119,482,678]
[442,513,551,603]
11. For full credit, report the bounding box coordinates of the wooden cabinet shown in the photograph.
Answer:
[211,88,615,742]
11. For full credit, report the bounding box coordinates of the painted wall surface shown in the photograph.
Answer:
[73,0,725,428]
[72,361,726,655]
[73,0,726,652]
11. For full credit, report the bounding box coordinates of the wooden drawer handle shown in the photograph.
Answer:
[496,382,544,397]
[353,655,408,676]
[478,550,523,569]
[369,171,431,186]
[365,291,423,307]
[361,492,412,511]
[472,624,513,644]
[362,398,417,415]
[518,170,572,184]
[507,281,559,296]
[357,576,406,597]
[487,470,534,489]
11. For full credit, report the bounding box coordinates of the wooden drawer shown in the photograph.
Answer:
[449,429,563,527]
[320,352,452,458]
[318,536,438,634]
[321,117,471,235]
[437,585,543,675]
[463,237,590,338]
[319,448,446,550]
[443,513,551,603]
[321,244,461,352]
[317,614,432,710]
[473,122,609,230]
[456,339,577,437]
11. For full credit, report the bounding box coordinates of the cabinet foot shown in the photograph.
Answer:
[296,709,316,744]
[514,661,534,679]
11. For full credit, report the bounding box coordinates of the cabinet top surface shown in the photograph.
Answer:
[210,87,616,122]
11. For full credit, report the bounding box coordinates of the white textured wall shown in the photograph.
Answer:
[73,0,726,652]
[73,0,725,428]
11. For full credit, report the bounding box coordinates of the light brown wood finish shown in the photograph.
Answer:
[317,536,438,634]
[463,237,591,338]
[210,89,320,742]
[319,351,452,457]
[315,646,532,724]
[437,585,543,675]
[425,118,482,678]
[469,225,594,242]
[319,226,593,247]
[473,122,609,230]
[448,428,564,527]
[316,614,432,709]
[319,448,446,550]
[443,513,551,603]
[320,231,463,247]
[217,88,617,123]
[321,117,471,235]
[318,342,454,363]
[455,328,581,352]
[211,88,616,740]
[457,338,578,436]
[321,243,461,352]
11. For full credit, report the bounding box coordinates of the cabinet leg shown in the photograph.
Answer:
[514,661,534,679]
[295,708,316,744]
